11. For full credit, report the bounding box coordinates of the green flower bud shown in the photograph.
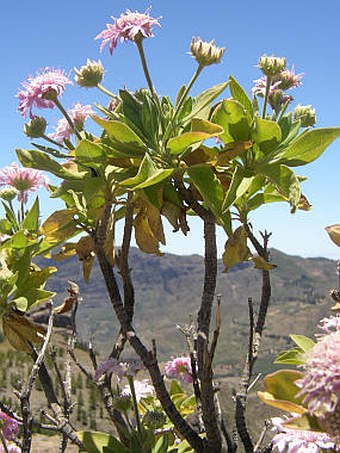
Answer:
[74,59,104,88]
[23,116,47,138]
[0,188,19,202]
[258,54,286,76]
[112,395,131,413]
[190,37,225,67]
[143,410,166,430]
[294,104,317,127]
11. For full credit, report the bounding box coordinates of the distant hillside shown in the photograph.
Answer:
[31,248,338,375]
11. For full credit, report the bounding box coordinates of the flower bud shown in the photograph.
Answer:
[143,410,166,429]
[258,54,286,77]
[112,395,132,413]
[269,90,293,114]
[294,104,316,127]
[23,116,47,138]
[74,59,104,88]
[0,188,19,202]
[190,37,225,67]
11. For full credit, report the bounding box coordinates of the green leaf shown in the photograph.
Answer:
[75,140,105,165]
[9,230,36,249]
[120,154,173,189]
[31,142,70,159]
[152,435,169,453]
[254,117,282,154]
[21,288,56,310]
[16,149,86,180]
[229,76,253,117]
[211,99,251,143]
[22,197,39,232]
[187,166,231,233]
[274,348,306,365]
[222,166,254,212]
[92,116,147,156]
[258,369,306,414]
[169,379,184,396]
[278,115,301,146]
[185,81,230,122]
[279,127,340,167]
[247,191,286,211]
[167,119,223,156]
[290,334,315,352]
[11,296,28,312]
[78,431,128,453]
[256,163,301,212]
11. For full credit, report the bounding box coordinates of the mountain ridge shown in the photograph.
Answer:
[30,247,338,375]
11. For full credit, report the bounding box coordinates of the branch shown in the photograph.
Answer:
[196,211,222,452]
[234,298,255,452]
[18,302,54,452]
[94,240,205,452]
[112,194,135,359]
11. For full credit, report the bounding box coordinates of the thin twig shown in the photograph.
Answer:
[254,421,270,452]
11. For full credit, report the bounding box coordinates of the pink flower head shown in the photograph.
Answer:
[296,328,340,414]
[96,8,161,54]
[273,66,303,90]
[17,68,72,118]
[122,379,155,402]
[94,358,144,382]
[49,102,93,143]
[0,162,49,203]
[0,410,19,441]
[318,314,340,334]
[271,416,335,453]
[252,76,282,97]
[164,356,193,384]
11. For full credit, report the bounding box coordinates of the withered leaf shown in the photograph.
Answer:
[325,224,340,247]
[252,255,277,270]
[216,141,253,166]
[223,226,251,272]
[54,297,76,314]
[134,211,163,256]
[2,311,46,353]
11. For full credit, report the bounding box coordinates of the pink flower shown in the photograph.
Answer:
[0,445,21,453]
[164,357,193,384]
[271,416,335,452]
[252,66,303,98]
[0,162,49,203]
[94,358,144,382]
[318,314,340,334]
[0,410,19,441]
[252,76,282,97]
[17,68,72,118]
[296,329,340,414]
[273,66,303,90]
[49,102,93,143]
[96,8,161,54]
[122,379,155,402]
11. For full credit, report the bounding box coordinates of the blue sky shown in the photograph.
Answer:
[1,0,340,259]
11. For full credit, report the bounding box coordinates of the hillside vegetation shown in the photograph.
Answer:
[26,248,338,376]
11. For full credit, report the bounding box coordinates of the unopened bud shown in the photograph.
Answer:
[269,90,293,114]
[294,104,316,127]
[112,395,131,413]
[190,37,225,67]
[24,116,47,138]
[0,188,19,202]
[74,59,104,88]
[258,54,286,77]
[143,410,166,429]
[42,88,58,102]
